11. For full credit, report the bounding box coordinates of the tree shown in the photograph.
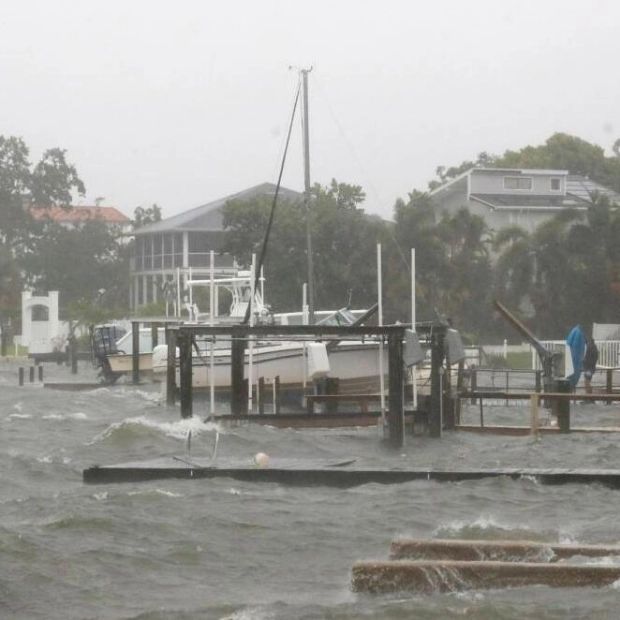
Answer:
[221,180,384,313]
[133,204,162,229]
[21,218,130,320]
[0,136,85,323]
[384,191,446,323]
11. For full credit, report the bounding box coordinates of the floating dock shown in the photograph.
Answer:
[82,458,620,488]
[43,382,104,391]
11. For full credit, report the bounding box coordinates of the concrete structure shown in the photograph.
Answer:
[429,168,620,234]
[130,183,302,311]
[16,290,68,355]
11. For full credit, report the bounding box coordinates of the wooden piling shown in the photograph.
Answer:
[258,377,265,415]
[70,343,78,374]
[29,366,35,382]
[530,393,539,437]
[231,335,246,415]
[178,331,193,418]
[151,324,158,348]
[387,332,405,448]
[38,365,43,382]
[166,328,176,407]
[428,329,445,438]
[554,379,571,433]
[132,321,140,385]
[274,375,281,414]
[18,367,24,386]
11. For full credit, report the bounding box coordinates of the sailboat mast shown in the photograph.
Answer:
[301,67,315,324]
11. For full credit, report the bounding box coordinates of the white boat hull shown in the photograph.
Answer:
[152,340,389,395]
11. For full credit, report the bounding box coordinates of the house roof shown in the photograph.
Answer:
[430,167,619,211]
[30,205,130,223]
[470,193,589,210]
[566,175,620,204]
[135,182,304,236]
[429,167,571,198]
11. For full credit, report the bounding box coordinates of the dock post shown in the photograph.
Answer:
[0,326,7,356]
[258,377,265,415]
[131,321,140,385]
[231,333,246,415]
[151,324,158,348]
[38,365,43,382]
[18,367,24,386]
[166,328,176,406]
[607,369,613,397]
[387,330,405,448]
[178,330,193,418]
[530,393,539,437]
[470,368,477,404]
[70,340,78,374]
[554,379,571,433]
[275,375,281,414]
[429,329,445,438]
[29,366,35,382]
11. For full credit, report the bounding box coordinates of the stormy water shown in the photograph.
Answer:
[3,358,620,620]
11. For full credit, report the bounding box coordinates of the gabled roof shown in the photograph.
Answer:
[135,183,303,236]
[30,205,130,223]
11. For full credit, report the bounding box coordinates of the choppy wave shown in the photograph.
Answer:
[88,415,221,445]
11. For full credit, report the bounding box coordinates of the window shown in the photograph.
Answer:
[504,176,533,190]
[31,305,49,321]
[550,178,561,191]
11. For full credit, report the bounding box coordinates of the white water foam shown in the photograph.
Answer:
[218,607,276,620]
[8,413,32,420]
[42,412,89,421]
[88,414,222,444]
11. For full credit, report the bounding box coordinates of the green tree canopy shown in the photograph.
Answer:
[221,180,384,313]
[0,136,86,324]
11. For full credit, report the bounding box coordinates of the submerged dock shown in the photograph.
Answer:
[352,538,620,594]
[82,457,620,488]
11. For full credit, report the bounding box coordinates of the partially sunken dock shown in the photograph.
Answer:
[82,458,620,488]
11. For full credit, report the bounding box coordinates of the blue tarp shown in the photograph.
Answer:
[565,325,586,387]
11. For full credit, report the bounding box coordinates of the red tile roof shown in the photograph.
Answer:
[30,205,130,224]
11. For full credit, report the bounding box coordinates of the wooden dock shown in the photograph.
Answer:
[82,458,620,488]
[43,382,104,391]
[352,538,620,594]
[209,410,426,430]
[352,559,620,594]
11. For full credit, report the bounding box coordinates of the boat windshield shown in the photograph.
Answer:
[316,308,358,326]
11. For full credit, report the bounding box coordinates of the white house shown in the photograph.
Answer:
[429,167,620,234]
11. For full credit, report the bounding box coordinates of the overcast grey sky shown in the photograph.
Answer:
[2,0,619,220]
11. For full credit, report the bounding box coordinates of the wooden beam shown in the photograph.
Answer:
[389,539,620,562]
[352,560,620,594]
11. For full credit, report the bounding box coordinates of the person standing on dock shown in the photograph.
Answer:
[583,337,599,397]
[565,325,586,389]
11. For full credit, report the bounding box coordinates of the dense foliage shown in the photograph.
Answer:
[223,134,620,342]
[3,131,620,344]
[0,136,130,329]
